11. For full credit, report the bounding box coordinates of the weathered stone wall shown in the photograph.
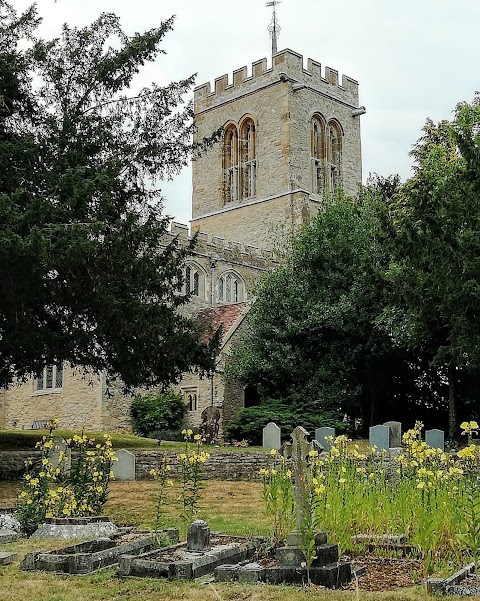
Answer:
[2,368,103,431]
[0,448,422,483]
[0,449,270,481]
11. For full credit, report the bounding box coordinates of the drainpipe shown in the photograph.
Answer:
[209,257,218,307]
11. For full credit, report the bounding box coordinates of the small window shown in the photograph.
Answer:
[184,264,204,298]
[182,388,198,412]
[217,272,245,303]
[36,365,63,392]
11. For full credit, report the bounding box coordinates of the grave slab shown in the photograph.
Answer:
[0,551,17,566]
[22,528,178,574]
[117,533,257,580]
[31,516,117,540]
[0,529,19,544]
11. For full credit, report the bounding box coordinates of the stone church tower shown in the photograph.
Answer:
[0,48,365,436]
[191,49,364,250]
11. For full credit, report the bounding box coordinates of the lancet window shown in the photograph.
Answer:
[217,272,245,303]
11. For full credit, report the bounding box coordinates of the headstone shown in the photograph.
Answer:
[263,422,281,451]
[369,424,390,451]
[383,421,402,448]
[315,427,335,452]
[426,429,445,451]
[112,449,135,481]
[187,519,210,552]
[281,426,322,530]
[51,437,71,474]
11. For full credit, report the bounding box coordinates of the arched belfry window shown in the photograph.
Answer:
[184,263,206,298]
[217,271,245,303]
[326,120,342,193]
[310,114,326,195]
[223,124,239,203]
[240,117,256,199]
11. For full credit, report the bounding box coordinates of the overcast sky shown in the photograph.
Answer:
[14,0,480,225]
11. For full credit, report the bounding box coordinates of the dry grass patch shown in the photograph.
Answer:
[105,479,267,536]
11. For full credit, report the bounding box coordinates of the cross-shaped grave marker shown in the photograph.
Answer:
[281,426,323,530]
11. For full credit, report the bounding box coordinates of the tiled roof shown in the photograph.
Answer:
[194,302,248,344]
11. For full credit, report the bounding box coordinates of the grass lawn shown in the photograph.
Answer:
[0,430,267,452]
[0,479,433,601]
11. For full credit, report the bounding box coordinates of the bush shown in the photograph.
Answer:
[225,399,348,446]
[130,390,187,438]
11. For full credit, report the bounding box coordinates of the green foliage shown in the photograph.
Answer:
[226,190,407,430]
[15,425,116,535]
[176,430,210,523]
[130,390,187,438]
[0,1,220,390]
[386,95,480,434]
[259,452,295,545]
[224,401,347,446]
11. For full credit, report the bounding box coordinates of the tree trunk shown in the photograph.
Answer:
[368,367,376,427]
[448,361,456,439]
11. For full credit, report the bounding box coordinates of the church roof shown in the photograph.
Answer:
[194,303,248,345]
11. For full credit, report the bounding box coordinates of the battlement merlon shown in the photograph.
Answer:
[194,49,359,114]
[164,222,277,264]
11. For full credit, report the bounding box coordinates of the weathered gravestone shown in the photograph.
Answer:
[315,427,335,452]
[383,421,402,448]
[280,426,323,530]
[425,429,445,451]
[187,519,210,552]
[112,449,135,481]
[369,424,390,451]
[51,437,71,473]
[263,422,281,451]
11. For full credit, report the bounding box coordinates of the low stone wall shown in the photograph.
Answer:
[0,448,417,482]
[0,451,41,480]
[136,451,270,481]
[0,450,270,481]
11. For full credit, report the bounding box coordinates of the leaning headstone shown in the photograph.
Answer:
[263,422,281,451]
[426,429,445,451]
[187,519,210,552]
[315,427,335,452]
[369,424,390,451]
[51,437,71,474]
[112,449,135,481]
[383,421,402,448]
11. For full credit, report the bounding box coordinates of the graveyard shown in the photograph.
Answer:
[1,421,480,599]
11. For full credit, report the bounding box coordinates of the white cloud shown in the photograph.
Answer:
[13,0,480,224]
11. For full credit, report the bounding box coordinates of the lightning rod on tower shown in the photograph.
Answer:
[266,1,281,57]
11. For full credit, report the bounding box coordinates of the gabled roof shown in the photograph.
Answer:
[194,302,248,347]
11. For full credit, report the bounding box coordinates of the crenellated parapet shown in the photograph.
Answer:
[165,222,277,269]
[194,49,359,114]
